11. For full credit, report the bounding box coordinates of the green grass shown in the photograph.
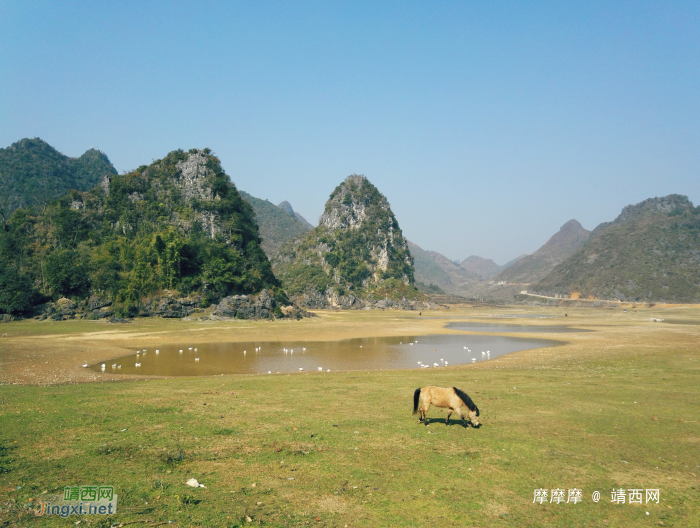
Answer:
[1,333,699,527]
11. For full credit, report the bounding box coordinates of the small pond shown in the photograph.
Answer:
[94,333,562,376]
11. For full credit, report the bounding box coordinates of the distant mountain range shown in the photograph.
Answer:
[533,195,700,303]
[494,219,591,284]
[2,138,697,309]
[0,138,117,219]
[239,192,313,258]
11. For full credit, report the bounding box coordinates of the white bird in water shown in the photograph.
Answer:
[417,361,422,365]
[360,345,362,348]
[135,363,141,367]
[112,364,117,368]
[156,350,160,355]
[444,361,448,366]
[440,358,444,362]
[464,346,467,350]
[409,343,414,346]
[101,364,106,370]
[302,347,306,351]
[244,350,247,354]
[268,371,271,374]
[433,362,439,367]
[82,364,89,368]
[327,369,330,372]
[318,367,323,371]
[482,351,486,356]
[179,349,183,353]
[194,348,197,351]
[195,358,200,362]
[189,347,192,350]
[472,358,476,362]
[117,365,121,369]
[299,367,303,371]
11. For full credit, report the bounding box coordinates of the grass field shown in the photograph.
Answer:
[1,304,699,527]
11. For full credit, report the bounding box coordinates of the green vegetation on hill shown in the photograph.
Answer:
[535,195,700,303]
[274,175,421,302]
[0,149,281,316]
[0,138,117,220]
[240,192,313,258]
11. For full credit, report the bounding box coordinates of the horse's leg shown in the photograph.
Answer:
[454,407,467,427]
[445,408,453,425]
[422,403,430,426]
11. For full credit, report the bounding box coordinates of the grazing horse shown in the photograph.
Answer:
[413,386,480,427]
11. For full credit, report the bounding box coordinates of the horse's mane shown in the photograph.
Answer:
[453,387,479,416]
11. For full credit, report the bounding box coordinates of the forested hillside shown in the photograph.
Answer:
[274,175,425,308]
[0,138,117,219]
[0,149,283,318]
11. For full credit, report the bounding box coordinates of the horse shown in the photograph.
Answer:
[413,386,480,427]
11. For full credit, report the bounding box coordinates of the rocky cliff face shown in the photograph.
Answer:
[273,175,422,308]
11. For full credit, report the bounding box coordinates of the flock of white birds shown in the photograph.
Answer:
[86,340,493,372]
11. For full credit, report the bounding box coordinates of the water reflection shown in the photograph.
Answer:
[95,334,561,376]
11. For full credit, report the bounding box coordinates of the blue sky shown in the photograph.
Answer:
[1,1,698,263]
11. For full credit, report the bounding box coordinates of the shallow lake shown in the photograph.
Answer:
[445,322,590,333]
[95,333,562,376]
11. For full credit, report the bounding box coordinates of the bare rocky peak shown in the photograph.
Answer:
[320,175,387,230]
[174,150,214,203]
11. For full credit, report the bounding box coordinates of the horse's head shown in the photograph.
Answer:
[468,409,480,427]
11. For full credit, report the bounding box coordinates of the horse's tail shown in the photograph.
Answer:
[453,387,479,416]
[413,388,421,414]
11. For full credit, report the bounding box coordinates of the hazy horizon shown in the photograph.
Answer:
[2,1,698,263]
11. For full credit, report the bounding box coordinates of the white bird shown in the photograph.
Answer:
[112,364,116,368]
[444,361,448,366]
[400,342,402,344]
[195,358,200,362]
[299,367,303,371]
[291,349,294,353]
[189,347,192,350]
[194,348,197,351]
[464,346,467,350]
[303,347,306,351]
[318,367,323,371]
[101,364,106,370]
[409,343,413,346]
[135,363,141,367]
[440,358,444,362]
[143,349,147,352]
[433,362,439,367]
[268,371,271,374]
[472,358,476,362]
[415,340,418,343]
[243,350,246,354]
[82,364,89,368]
[156,350,160,355]
[417,361,422,364]
[482,351,486,356]
[179,349,183,353]
[327,369,330,372]
[360,345,362,348]
[117,365,121,369]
